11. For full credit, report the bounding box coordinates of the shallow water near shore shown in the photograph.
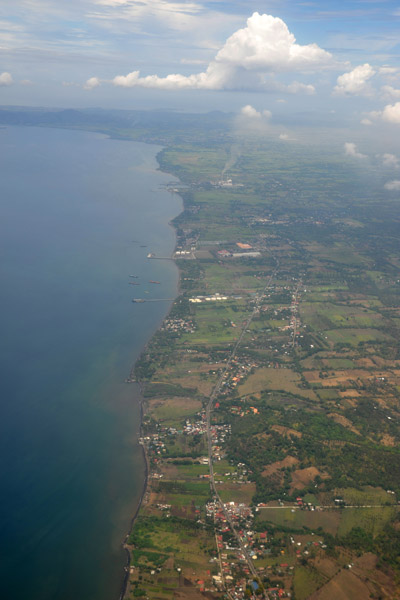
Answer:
[0,126,181,600]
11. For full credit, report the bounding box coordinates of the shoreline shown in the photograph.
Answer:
[119,383,148,600]
[118,151,183,600]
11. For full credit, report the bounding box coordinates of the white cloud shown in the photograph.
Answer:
[382,101,400,124]
[240,105,271,119]
[381,153,400,168]
[381,85,400,100]
[286,81,315,95]
[84,76,101,90]
[108,12,333,92]
[379,66,398,76]
[0,71,13,86]
[344,142,367,159]
[384,180,400,191]
[279,133,296,141]
[334,63,376,96]
[92,0,204,32]
[366,102,400,124]
[214,12,332,72]
[361,118,372,125]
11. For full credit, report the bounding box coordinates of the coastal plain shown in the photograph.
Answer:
[122,114,400,600]
[1,108,399,600]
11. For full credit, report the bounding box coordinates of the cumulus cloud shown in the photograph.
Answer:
[84,76,101,90]
[107,12,333,92]
[384,180,400,191]
[287,81,315,95]
[234,104,274,137]
[334,63,376,96]
[381,85,400,100]
[344,142,367,159]
[366,102,400,125]
[381,153,400,168]
[382,101,400,124]
[279,132,296,141]
[214,12,332,72]
[240,105,271,119]
[0,71,13,86]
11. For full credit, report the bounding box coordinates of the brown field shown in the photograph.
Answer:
[262,455,299,477]
[271,424,302,438]
[380,433,396,447]
[356,357,376,368]
[327,413,360,435]
[304,369,396,388]
[309,569,371,600]
[313,557,339,579]
[291,467,329,492]
[338,389,361,399]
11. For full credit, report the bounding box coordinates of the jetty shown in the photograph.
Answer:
[132,298,174,303]
[147,252,174,261]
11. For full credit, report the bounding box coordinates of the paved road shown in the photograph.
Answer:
[205,263,279,599]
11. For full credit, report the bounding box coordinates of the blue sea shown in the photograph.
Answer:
[0,126,181,599]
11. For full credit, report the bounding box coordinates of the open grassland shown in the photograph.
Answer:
[150,397,202,424]
[294,566,326,600]
[238,367,318,400]
[324,328,391,347]
[301,302,385,331]
[216,481,256,504]
[337,507,397,537]
[257,507,341,535]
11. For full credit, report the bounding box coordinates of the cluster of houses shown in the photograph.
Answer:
[218,357,259,394]
[160,317,196,334]
[204,500,293,598]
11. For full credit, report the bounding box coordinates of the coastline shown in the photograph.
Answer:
[119,384,148,600]
[119,152,183,600]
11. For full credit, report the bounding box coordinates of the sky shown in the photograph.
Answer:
[1,0,400,129]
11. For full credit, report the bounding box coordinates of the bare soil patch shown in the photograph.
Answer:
[380,433,396,447]
[309,569,370,600]
[313,557,339,579]
[338,390,361,398]
[356,358,376,368]
[262,456,299,477]
[327,413,360,435]
[291,467,329,492]
[271,424,302,439]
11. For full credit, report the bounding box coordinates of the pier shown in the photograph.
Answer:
[147,252,174,260]
[132,298,175,303]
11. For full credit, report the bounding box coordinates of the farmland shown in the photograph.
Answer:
[106,112,400,599]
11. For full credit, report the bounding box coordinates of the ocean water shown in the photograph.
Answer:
[0,126,181,600]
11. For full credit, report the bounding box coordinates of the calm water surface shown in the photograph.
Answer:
[0,126,181,600]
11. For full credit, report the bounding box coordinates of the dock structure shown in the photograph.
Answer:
[147,252,174,261]
[132,298,174,303]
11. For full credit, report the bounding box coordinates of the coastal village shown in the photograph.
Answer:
[123,134,400,600]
